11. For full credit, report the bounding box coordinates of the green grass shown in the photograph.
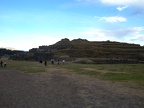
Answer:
[1,60,47,73]
[61,62,144,86]
[1,60,144,86]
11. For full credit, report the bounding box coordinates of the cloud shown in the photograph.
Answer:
[80,27,144,45]
[111,27,144,40]
[99,16,127,23]
[100,0,144,7]
[130,34,144,41]
[117,5,129,11]
[80,28,116,41]
[99,0,144,16]
[76,0,144,7]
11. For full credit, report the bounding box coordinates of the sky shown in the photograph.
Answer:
[0,0,144,51]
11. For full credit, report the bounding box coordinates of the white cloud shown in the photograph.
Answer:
[99,16,127,23]
[80,28,118,41]
[80,27,144,45]
[117,5,129,11]
[130,34,144,41]
[100,0,144,7]
[77,0,144,7]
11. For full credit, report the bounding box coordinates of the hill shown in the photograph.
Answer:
[10,38,144,64]
[0,48,24,59]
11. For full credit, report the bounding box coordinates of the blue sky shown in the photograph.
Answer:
[0,0,144,51]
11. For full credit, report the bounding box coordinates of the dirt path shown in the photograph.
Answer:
[0,69,144,108]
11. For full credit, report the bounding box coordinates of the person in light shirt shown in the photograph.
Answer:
[62,59,65,64]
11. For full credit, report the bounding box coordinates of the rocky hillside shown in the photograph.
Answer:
[10,38,144,63]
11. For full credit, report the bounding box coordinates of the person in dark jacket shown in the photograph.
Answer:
[44,61,47,66]
[57,59,60,65]
[0,60,3,67]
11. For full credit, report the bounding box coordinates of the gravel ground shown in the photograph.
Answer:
[0,69,144,108]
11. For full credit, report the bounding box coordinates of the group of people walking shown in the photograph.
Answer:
[39,59,65,66]
[51,59,65,65]
[0,60,7,67]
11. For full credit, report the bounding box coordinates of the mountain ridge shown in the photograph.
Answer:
[4,38,144,63]
[23,38,144,62]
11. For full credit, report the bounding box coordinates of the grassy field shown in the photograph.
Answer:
[1,60,47,73]
[61,62,144,86]
[1,59,144,86]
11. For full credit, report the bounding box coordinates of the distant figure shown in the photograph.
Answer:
[51,59,54,65]
[62,59,65,64]
[39,60,43,63]
[57,59,60,65]
[0,60,3,67]
[44,61,47,66]
[4,62,7,67]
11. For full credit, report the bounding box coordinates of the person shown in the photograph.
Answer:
[57,59,60,65]
[44,61,47,66]
[51,59,54,65]
[4,62,7,67]
[62,59,65,64]
[0,60,3,67]
[39,60,43,63]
